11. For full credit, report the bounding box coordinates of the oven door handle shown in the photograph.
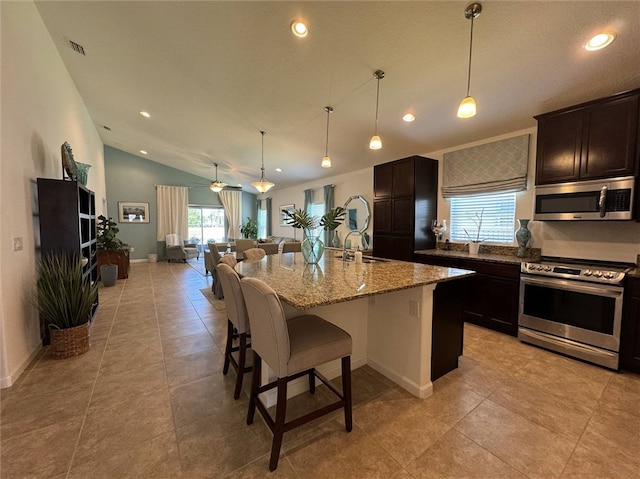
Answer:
[599,185,608,218]
[521,275,623,297]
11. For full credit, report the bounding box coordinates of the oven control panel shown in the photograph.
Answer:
[521,262,626,284]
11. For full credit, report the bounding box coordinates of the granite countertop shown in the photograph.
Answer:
[236,252,475,310]
[415,249,529,266]
[627,266,640,279]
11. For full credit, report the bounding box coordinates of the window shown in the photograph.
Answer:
[188,206,227,248]
[307,201,325,235]
[257,207,267,239]
[449,192,516,244]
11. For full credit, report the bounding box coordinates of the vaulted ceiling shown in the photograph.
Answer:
[35,1,640,191]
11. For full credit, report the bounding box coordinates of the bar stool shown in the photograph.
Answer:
[240,277,353,471]
[242,248,266,261]
[216,263,252,399]
[218,254,237,268]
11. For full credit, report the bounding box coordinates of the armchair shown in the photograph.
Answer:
[165,234,199,262]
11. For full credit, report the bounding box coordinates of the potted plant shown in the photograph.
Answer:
[240,217,258,239]
[463,209,484,255]
[96,215,126,285]
[284,207,345,264]
[36,253,98,358]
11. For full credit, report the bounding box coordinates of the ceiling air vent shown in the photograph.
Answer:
[103,125,111,131]
[69,40,85,56]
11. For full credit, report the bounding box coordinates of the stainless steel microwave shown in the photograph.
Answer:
[534,176,635,220]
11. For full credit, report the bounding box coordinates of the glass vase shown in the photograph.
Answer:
[331,230,341,248]
[302,235,324,264]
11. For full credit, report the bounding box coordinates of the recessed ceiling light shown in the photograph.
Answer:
[584,33,615,51]
[291,21,308,38]
[139,111,151,118]
[275,168,282,172]
[403,113,416,122]
[140,150,148,155]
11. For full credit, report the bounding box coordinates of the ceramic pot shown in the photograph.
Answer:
[100,264,118,287]
[515,219,531,257]
[468,242,480,255]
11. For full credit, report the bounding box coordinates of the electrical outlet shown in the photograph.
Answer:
[13,237,23,251]
[409,300,420,318]
[129,246,135,252]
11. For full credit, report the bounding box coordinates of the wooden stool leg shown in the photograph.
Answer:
[234,332,247,399]
[246,350,261,425]
[341,356,353,432]
[223,320,233,375]
[308,369,315,394]
[269,378,288,472]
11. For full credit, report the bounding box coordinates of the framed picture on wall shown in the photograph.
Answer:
[118,202,149,223]
[279,204,295,226]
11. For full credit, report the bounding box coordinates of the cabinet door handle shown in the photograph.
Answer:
[599,185,608,218]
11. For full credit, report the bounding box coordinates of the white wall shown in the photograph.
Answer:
[0,1,106,387]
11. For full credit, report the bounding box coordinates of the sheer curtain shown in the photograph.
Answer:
[265,197,272,237]
[156,185,189,240]
[323,184,334,245]
[218,190,242,240]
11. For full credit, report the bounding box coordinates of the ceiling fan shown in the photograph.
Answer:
[209,162,227,192]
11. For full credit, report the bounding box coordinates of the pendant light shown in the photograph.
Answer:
[457,2,482,119]
[251,131,274,193]
[321,106,333,168]
[210,163,226,192]
[369,70,385,150]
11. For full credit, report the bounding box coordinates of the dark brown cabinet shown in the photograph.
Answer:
[535,89,640,185]
[621,277,640,373]
[373,156,438,261]
[37,178,99,328]
[417,255,520,336]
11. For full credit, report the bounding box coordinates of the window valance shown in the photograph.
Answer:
[441,134,530,197]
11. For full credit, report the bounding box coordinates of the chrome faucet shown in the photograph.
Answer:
[343,230,362,260]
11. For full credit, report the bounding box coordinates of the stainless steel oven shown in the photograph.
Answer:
[518,257,631,369]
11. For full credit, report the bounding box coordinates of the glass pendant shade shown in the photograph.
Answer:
[369,70,384,150]
[252,131,274,193]
[251,180,274,193]
[457,96,477,118]
[321,106,333,168]
[321,156,332,168]
[369,135,382,150]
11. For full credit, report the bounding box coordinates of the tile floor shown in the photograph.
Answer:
[2,259,640,478]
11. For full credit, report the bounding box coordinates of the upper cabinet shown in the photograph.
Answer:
[373,156,438,261]
[535,89,640,185]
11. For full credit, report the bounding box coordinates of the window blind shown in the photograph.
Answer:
[449,192,516,244]
[442,134,529,198]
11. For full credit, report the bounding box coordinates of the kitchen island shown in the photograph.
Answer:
[236,252,474,399]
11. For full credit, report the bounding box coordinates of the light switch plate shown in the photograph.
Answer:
[13,237,23,251]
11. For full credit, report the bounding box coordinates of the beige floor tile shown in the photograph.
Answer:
[156,309,203,324]
[176,409,269,478]
[93,361,168,402]
[161,331,216,360]
[15,353,101,396]
[597,371,640,417]
[159,318,208,339]
[418,374,485,426]
[0,379,92,440]
[164,347,225,387]
[488,375,595,441]
[169,374,240,428]
[224,455,299,478]
[455,399,576,479]
[285,419,412,479]
[78,388,174,452]
[407,428,528,479]
[0,417,82,479]
[99,336,163,376]
[68,430,183,479]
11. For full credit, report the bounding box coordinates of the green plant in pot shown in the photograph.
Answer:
[36,253,98,358]
[96,215,125,286]
[240,217,258,239]
[284,207,345,264]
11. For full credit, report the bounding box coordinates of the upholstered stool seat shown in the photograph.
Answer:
[242,247,266,261]
[216,263,252,399]
[240,277,353,471]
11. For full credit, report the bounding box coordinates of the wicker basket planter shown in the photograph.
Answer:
[48,322,90,359]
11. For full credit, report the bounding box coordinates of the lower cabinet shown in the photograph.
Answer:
[97,250,130,280]
[418,255,520,336]
[621,277,640,373]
